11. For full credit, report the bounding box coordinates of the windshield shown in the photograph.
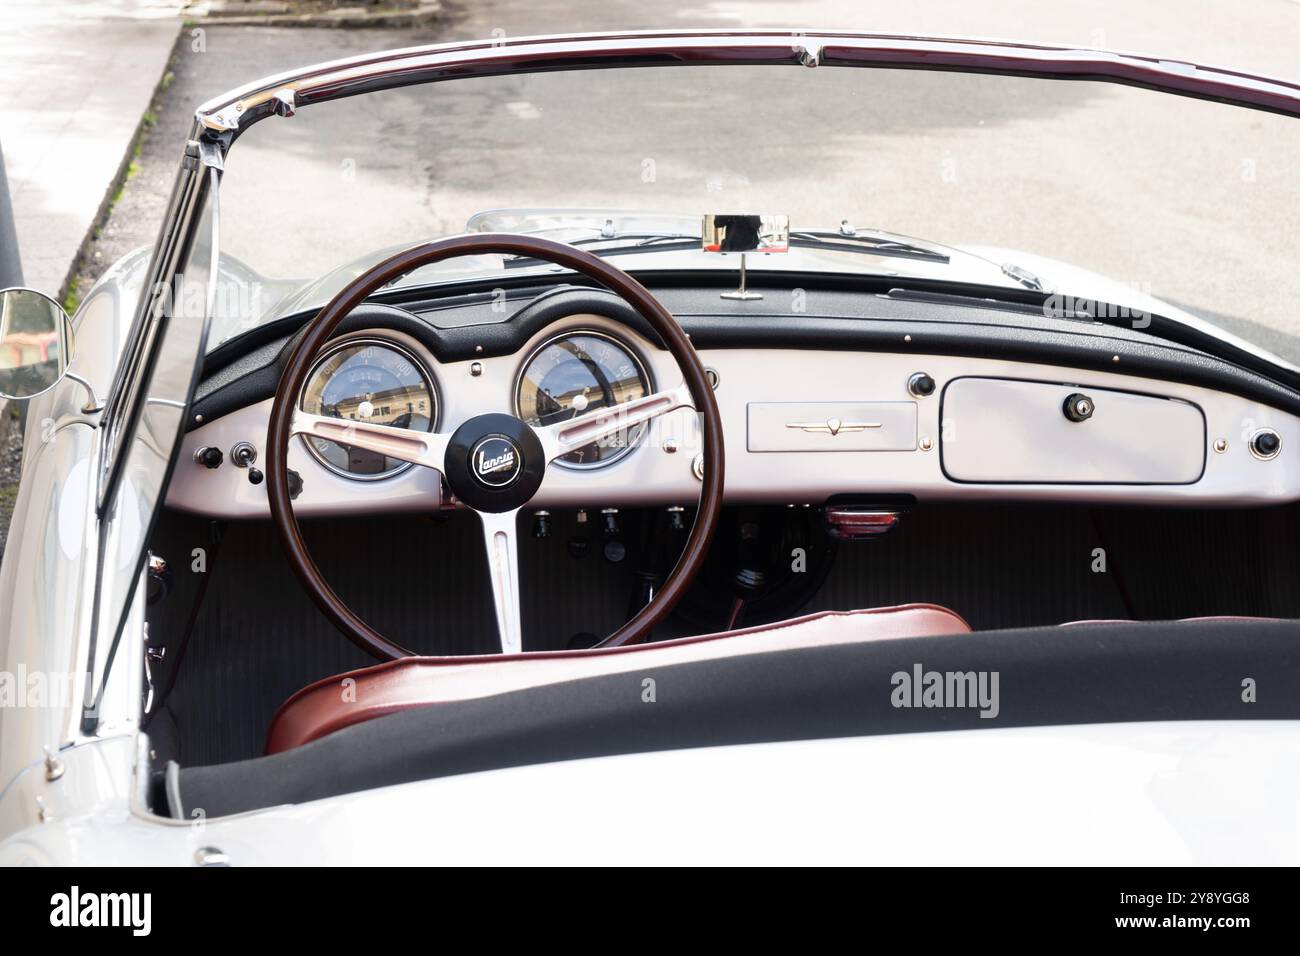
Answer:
[215,63,1300,360]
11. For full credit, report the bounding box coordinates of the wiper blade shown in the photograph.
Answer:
[503,234,700,268]
[787,231,950,263]
[568,233,700,248]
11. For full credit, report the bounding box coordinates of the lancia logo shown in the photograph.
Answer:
[469,435,522,487]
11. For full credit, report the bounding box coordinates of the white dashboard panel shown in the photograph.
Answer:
[165,314,1300,517]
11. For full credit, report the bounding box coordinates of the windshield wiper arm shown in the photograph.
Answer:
[999,261,1046,292]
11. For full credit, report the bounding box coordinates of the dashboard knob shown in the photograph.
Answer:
[230,441,258,468]
[908,372,936,398]
[1062,393,1094,422]
[1250,428,1282,460]
[601,507,620,536]
[532,510,552,538]
[194,446,223,469]
[246,467,264,486]
[286,469,304,501]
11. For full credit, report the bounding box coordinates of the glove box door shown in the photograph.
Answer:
[940,377,1205,484]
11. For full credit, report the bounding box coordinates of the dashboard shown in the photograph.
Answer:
[165,285,1300,519]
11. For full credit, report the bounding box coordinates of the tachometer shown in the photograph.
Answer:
[300,339,436,479]
[515,330,652,468]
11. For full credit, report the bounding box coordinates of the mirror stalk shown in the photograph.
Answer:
[65,371,105,414]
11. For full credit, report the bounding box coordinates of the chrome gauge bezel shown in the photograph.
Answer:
[299,336,439,481]
[513,328,654,471]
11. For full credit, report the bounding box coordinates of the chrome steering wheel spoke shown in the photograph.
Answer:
[465,386,693,654]
[533,382,695,464]
[479,508,523,654]
[291,409,450,471]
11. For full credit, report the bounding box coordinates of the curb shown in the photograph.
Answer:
[60,31,182,312]
[184,1,442,29]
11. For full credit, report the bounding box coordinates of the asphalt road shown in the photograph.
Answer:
[80,0,1300,362]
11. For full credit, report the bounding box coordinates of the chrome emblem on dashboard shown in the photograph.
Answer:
[784,417,882,436]
[469,435,523,487]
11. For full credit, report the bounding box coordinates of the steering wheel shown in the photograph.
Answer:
[265,234,725,661]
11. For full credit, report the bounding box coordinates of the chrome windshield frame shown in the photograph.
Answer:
[97,138,218,514]
[193,29,1300,142]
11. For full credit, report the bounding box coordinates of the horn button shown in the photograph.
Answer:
[443,413,546,512]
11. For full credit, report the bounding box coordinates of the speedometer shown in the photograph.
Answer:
[515,330,652,468]
[299,339,436,479]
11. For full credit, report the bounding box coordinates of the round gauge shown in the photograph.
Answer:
[299,340,436,479]
[515,330,652,468]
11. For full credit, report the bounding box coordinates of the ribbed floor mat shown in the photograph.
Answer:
[805,505,1121,628]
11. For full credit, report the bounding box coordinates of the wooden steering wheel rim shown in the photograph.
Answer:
[266,233,726,661]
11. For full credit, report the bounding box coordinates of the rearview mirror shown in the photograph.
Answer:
[701,214,790,253]
[0,287,74,400]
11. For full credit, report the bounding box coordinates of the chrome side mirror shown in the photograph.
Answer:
[0,287,74,401]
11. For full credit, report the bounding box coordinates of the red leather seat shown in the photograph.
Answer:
[266,603,970,754]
